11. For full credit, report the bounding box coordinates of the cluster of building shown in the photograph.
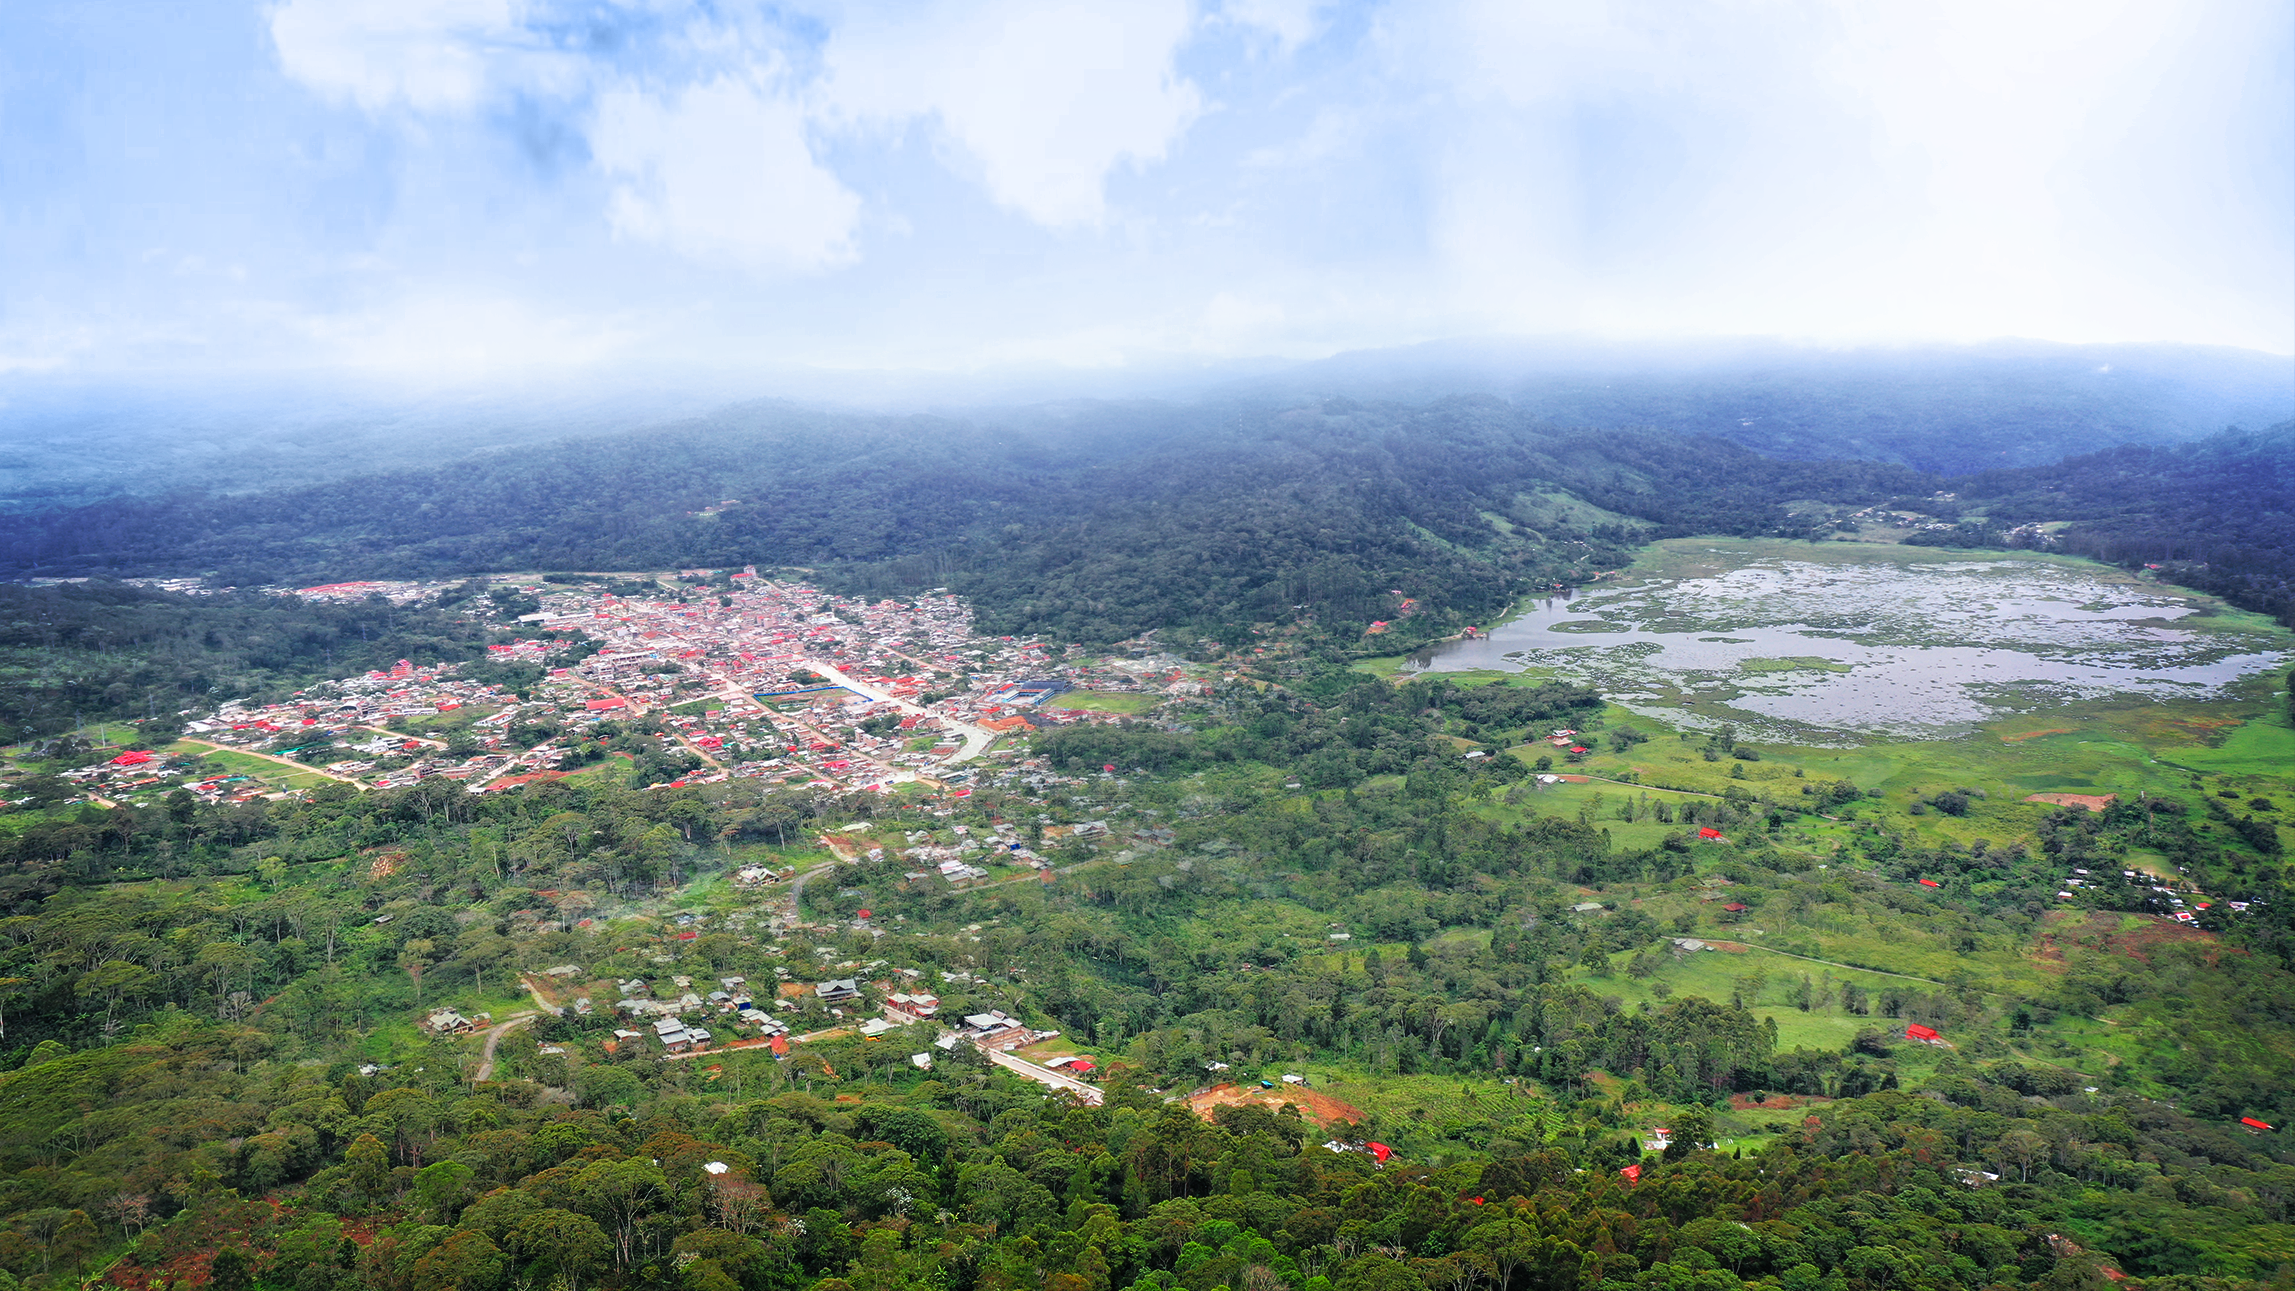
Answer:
[594,973,791,1054]
[147,570,1219,803]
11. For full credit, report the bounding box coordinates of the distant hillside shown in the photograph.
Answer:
[1939,420,2295,627]
[0,375,735,511]
[1251,338,2295,474]
[4,340,2283,511]
[0,398,1932,645]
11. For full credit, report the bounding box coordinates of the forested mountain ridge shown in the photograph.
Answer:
[1248,339,2295,474]
[1915,421,2295,627]
[2,341,2282,509]
[0,399,1936,644]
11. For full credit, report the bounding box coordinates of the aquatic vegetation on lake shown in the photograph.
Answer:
[1410,545,2289,742]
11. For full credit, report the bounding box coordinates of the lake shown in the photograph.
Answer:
[1405,544,2290,742]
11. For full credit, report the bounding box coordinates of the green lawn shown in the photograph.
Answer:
[1052,692,1164,714]
[170,744,340,791]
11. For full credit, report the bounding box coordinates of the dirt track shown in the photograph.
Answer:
[471,1012,536,1081]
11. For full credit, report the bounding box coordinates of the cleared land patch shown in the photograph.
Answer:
[1187,1081,1366,1128]
[2024,792,2117,811]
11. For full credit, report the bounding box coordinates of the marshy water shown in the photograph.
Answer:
[1406,549,2289,741]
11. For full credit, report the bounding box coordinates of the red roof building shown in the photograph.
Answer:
[2241,1117,2275,1131]
[1905,1023,1941,1043]
[1918,878,1942,888]
[1698,827,1724,840]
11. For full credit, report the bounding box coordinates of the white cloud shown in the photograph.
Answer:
[1220,0,1325,50]
[591,76,862,272]
[269,0,523,112]
[295,290,641,376]
[826,0,1202,227]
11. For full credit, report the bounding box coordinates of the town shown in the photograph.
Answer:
[77,568,1221,807]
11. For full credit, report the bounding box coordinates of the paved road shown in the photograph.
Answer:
[799,660,998,765]
[986,1047,1104,1104]
[471,1011,538,1081]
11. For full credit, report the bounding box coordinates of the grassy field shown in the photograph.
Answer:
[396,704,505,734]
[1479,680,2295,887]
[1053,692,1164,714]
[169,743,343,791]
[1290,1069,1560,1161]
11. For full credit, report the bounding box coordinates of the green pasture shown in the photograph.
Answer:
[1053,691,1163,714]
[172,744,339,791]
[1492,680,2293,883]
[1299,1069,1558,1155]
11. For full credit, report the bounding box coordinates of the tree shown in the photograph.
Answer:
[400,938,437,1006]
[512,1210,612,1291]
[413,1161,476,1223]
[77,959,158,1029]
[572,1157,666,1268]
[411,1230,506,1291]
[346,1132,393,1201]
[1664,1109,1714,1160]
[210,1246,256,1291]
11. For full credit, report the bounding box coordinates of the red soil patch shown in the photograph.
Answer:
[1730,1092,1832,1111]
[2024,792,2117,812]
[1700,940,1753,953]
[1557,775,1591,783]
[367,850,408,879]
[1186,1082,1366,1128]
[2037,909,2235,966]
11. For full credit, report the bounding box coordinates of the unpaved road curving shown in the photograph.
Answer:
[471,1011,538,1081]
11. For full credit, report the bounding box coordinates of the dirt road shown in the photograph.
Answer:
[173,738,364,783]
[471,1011,537,1081]
[785,857,842,921]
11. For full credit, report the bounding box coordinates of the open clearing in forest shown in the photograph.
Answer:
[2037,909,2230,966]
[1187,1081,1365,1128]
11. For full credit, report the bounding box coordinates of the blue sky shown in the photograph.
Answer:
[2,0,2289,381]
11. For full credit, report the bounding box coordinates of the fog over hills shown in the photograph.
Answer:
[3,339,2288,511]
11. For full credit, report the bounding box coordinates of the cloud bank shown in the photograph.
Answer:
[0,0,2285,377]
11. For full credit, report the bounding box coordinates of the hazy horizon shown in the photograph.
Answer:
[3,0,2289,384]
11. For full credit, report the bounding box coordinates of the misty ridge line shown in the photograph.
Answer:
[0,338,2289,515]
